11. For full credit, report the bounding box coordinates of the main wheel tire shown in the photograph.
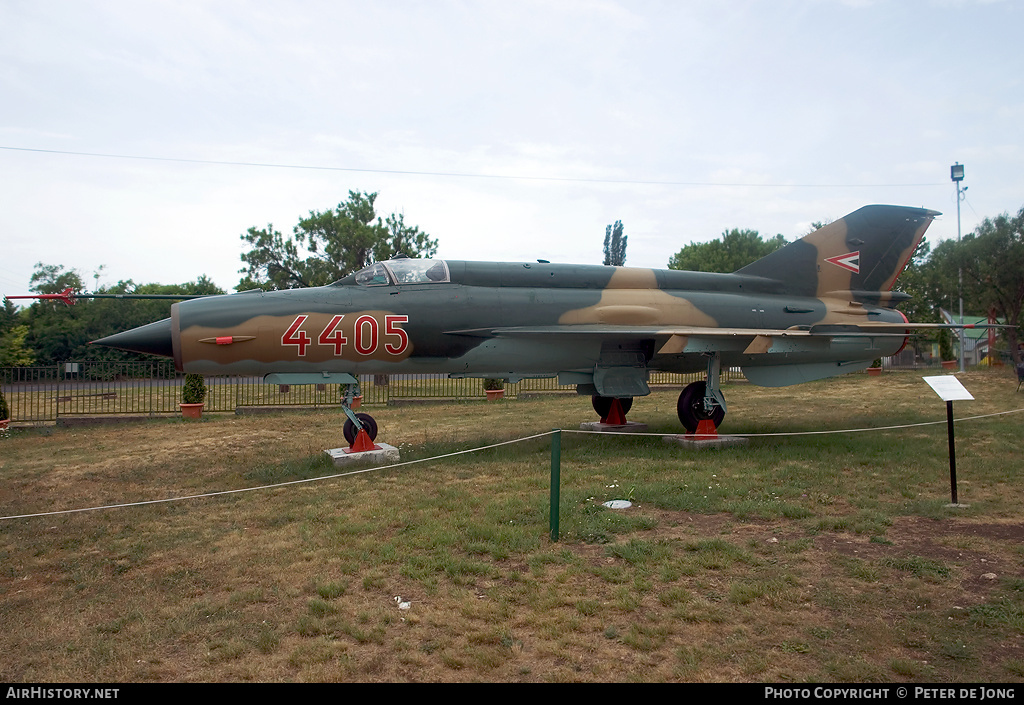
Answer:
[343,412,379,444]
[591,395,633,418]
[676,381,725,433]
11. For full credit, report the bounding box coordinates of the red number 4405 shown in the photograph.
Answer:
[282,315,409,357]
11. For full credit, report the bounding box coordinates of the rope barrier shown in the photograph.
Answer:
[564,406,1024,438]
[3,406,1021,522]
[0,431,556,521]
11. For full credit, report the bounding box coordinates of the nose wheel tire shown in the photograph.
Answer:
[677,381,725,433]
[343,412,379,444]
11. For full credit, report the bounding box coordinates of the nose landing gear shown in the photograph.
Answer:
[341,385,380,453]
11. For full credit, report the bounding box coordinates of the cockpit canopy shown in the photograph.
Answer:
[339,259,451,287]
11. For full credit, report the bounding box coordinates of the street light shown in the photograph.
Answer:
[951,163,966,372]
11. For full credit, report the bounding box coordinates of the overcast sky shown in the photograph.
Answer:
[2,0,1021,297]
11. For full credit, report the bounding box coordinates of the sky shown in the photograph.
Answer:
[1,0,1021,298]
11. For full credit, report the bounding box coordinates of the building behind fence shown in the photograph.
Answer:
[0,352,942,425]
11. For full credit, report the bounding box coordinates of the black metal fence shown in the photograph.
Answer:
[0,361,745,425]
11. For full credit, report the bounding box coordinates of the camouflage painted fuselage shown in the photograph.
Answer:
[96,205,938,396]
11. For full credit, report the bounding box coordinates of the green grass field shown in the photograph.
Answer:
[1,369,1023,682]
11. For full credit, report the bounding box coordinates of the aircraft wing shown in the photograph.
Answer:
[445,322,1000,360]
[447,321,999,340]
[446,325,813,338]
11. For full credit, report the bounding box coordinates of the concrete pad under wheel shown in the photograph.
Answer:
[662,434,749,450]
[579,421,649,433]
[325,443,400,467]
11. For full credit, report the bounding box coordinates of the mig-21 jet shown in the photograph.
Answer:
[90,204,958,442]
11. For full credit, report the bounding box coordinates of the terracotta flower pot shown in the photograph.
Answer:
[0,419,8,431]
[485,389,505,401]
[179,403,204,419]
[351,395,363,410]
[941,360,957,370]
[867,367,882,376]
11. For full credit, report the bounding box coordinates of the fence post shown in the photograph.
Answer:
[550,429,561,542]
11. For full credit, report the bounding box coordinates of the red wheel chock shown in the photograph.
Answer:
[601,398,628,426]
[345,428,380,454]
[692,419,718,438]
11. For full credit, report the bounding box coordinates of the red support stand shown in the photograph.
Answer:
[692,419,718,438]
[601,398,628,426]
[345,428,380,454]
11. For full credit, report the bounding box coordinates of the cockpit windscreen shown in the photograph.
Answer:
[351,259,450,286]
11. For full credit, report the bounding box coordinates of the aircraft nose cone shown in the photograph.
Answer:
[92,317,174,358]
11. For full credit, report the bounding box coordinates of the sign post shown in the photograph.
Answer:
[922,376,974,507]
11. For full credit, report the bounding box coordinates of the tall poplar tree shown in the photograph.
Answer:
[603,220,627,266]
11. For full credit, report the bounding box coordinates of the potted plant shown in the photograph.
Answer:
[0,385,9,431]
[867,358,883,376]
[483,378,505,401]
[180,373,207,419]
[939,329,957,370]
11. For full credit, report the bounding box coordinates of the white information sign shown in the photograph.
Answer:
[923,376,975,402]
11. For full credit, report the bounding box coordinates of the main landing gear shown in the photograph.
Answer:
[676,353,727,434]
[588,353,729,434]
[676,381,725,433]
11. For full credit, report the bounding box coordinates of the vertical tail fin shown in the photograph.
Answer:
[736,205,939,301]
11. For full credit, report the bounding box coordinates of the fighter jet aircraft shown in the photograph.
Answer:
[92,204,952,439]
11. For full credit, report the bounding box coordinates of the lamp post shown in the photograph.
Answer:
[951,163,966,373]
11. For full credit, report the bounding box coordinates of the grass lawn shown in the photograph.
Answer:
[1,369,1023,682]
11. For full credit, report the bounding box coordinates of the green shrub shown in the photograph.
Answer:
[939,329,955,362]
[483,378,505,391]
[0,386,8,420]
[181,373,207,404]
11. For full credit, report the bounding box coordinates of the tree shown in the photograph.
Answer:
[893,239,945,359]
[29,262,85,295]
[952,206,1024,365]
[0,299,22,338]
[19,263,225,365]
[893,239,935,321]
[238,191,438,291]
[668,229,787,273]
[381,212,437,264]
[603,220,627,266]
[805,219,833,235]
[0,325,34,367]
[22,263,89,364]
[906,205,1024,365]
